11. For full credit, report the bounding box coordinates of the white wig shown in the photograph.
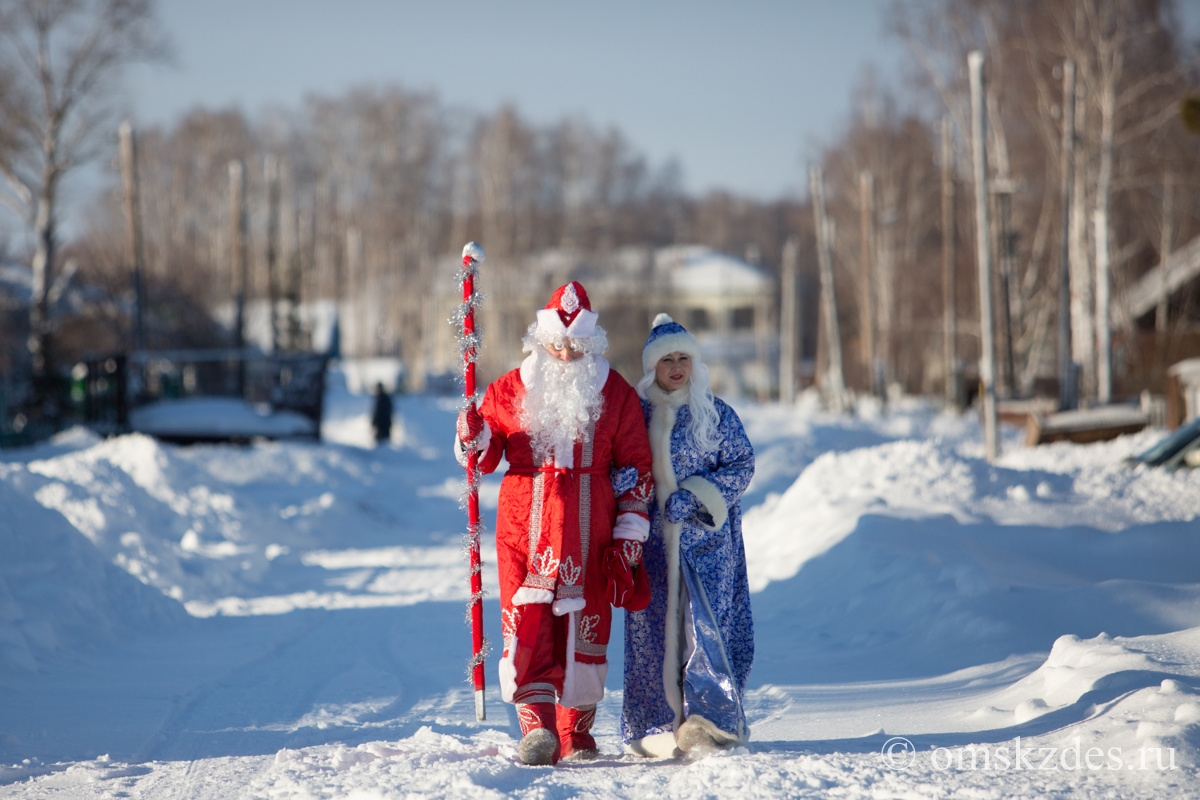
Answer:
[637,357,722,454]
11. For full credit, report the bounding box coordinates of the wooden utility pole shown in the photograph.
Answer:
[1157,174,1173,337]
[1094,63,1116,407]
[810,166,846,413]
[1058,60,1077,411]
[859,170,878,397]
[229,159,248,395]
[229,160,247,344]
[993,180,1017,397]
[265,155,281,354]
[1094,205,1112,405]
[779,236,800,404]
[301,211,314,349]
[346,226,364,357]
[119,122,146,354]
[941,115,960,409]
[279,172,301,352]
[1071,78,1093,403]
[969,51,998,461]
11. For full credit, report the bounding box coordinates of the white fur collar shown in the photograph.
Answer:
[646,382,689,410]
[648,394,679,505]
[646,380,685,727]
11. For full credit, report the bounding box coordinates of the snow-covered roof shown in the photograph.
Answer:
[655,245,773,295]
[507,245,774,300]
[129,397,317,439]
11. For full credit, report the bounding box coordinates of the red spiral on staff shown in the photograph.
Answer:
[458,241,487,721]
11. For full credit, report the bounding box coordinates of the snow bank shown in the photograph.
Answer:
[13,432,276,604]
[744,429,1200,594]
[975,628,1200,745]
[0,386,478,679]
[0,479,183,673]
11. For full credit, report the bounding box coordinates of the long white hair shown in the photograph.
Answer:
[636,358,722,454]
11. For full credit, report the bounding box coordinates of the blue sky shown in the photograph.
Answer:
[122,0,907,202]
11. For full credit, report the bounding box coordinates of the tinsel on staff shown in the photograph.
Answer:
[454,241,488,721]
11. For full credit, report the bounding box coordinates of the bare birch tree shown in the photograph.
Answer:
[0,0,167,388]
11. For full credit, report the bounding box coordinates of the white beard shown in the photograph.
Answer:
[520,348,605,463]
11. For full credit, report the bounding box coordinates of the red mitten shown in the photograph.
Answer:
[603,540,651,611]
[620,538,642,568]
[456,405,483,444]
[625,543,650,611]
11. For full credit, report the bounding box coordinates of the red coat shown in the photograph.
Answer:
[477,358,653,707]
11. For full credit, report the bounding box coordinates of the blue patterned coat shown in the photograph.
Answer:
[621,391,755,744]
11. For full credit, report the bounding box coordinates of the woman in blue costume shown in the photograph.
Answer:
[622,313,755,756]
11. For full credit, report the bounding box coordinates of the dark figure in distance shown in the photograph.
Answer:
[371,382,393,445]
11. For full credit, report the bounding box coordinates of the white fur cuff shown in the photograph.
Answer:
[679,475,727,531]
[454,422,492,466]
[552,597,586,616]
[512,587,554,606]
[612,512,650,542]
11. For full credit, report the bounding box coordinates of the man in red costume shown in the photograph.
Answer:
[457,281,654,765]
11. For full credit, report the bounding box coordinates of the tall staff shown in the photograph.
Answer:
[457,241,487,721]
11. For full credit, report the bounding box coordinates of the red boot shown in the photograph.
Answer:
[516,702,560,765]
[557,704,598,761]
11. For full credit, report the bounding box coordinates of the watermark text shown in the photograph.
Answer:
[880,736,1177,772]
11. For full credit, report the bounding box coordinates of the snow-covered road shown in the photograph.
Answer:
[3,377,1200,797]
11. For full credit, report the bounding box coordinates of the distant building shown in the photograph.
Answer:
[426,245,777,398]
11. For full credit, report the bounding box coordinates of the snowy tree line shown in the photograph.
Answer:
[14,89,812,390]
[1,0,1199,409]
[78,99,698,358]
